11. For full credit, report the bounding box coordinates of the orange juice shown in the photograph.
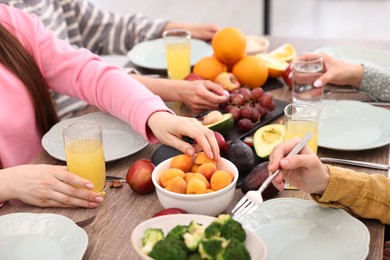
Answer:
[165,42,191,80]
[65,139,106,194]
[285,120,318,153]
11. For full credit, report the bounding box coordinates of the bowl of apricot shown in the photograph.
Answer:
[151,152,238,216]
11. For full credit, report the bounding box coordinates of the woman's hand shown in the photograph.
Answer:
[268,139,330,194]
[313,53,364,89]
[1,165,103,208]
[164,22,219,41]
[178,80,228,113]
[147,112,220,161]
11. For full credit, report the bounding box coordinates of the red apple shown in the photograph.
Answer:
[152,208,188,217]
[214,72,240,92]
[282,62,293,88]
[126,159,155,194]
[213,131,227,154]
[184,73,202,81]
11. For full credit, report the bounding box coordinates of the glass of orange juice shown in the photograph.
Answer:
[284,103,321,153]
[162,29,191,80]
[63,121,106,196]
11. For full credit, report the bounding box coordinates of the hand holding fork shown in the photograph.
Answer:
[231,132,312,218]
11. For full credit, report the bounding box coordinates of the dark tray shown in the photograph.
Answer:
[152,98,290,187]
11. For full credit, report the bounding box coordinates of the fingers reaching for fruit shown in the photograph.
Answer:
[147,112,220,161]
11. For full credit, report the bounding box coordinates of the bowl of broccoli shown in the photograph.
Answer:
[131,214,267,260]
[151,157,238,216]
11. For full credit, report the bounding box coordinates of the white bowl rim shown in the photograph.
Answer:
[152,157,238,199]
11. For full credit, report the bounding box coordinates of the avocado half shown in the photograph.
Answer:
[253,123,286,158]
[205,113,234,134]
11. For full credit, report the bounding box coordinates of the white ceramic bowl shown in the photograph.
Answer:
[246,35,270,55]
[151,157,238,216]
[131,214,267,260]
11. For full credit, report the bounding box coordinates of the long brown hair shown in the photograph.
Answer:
[0,23,58,167]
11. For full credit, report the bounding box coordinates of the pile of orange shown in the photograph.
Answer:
[192,27,297,89]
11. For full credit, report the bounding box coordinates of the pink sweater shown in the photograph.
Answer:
[0,4,171,168]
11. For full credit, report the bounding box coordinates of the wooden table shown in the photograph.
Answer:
[1,36,389,259]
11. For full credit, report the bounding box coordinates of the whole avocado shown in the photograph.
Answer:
[241,161,280,199]
[224,139,255,175]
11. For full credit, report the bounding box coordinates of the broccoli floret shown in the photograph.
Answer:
[198,237,227,260]
[183,221,206,251]
[166,225,189,241]
[187,252,203,260]
[141,228,165,255]
[219,218,246,243]
[149,238,188,260]
[217,238,250,260]
[205,214,246,243]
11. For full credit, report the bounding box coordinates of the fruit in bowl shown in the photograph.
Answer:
[151,154,239,216]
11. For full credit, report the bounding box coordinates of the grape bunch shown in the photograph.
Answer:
[220,87,276,131]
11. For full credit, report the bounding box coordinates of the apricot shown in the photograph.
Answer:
[170,154,193,172]
[191,164,201,173]
[191,172,211,188]
[194,152,215,165]
[210,170,232,191]
[196,162,217,181]
[206,189,215,193]
[186,178,207,194]
[165,176,186,194]
[184,172,196,183]
[159,168,185,187]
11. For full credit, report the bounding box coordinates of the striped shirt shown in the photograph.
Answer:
[1,0,168,119]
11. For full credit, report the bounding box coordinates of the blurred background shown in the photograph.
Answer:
[91,0,390,41]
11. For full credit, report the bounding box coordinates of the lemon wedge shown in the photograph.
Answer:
[256,54,289,78]
[268,43,297,62]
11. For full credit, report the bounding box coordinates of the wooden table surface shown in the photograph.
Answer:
[1,36,389,259]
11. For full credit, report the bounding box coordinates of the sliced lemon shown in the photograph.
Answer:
[256,54,289,78]
[268,43,297,62]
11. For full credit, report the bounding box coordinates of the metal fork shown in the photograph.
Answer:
[231,132,312,218]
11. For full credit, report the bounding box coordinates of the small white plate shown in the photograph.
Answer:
[238,198,370,260]
[131,214,267,260]
[42,112,148,162]
[0,213,88,260]
[127,38,213,70]
[318,100,390,150]
[315,45,390,68]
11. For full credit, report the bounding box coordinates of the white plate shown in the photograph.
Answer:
[0,213,88,260]
[315,45,390,68]
[127,38,213,70]
[318,100,390,150]
[42,112,148,162]
[131,214,267,260]
[238,198,370,260]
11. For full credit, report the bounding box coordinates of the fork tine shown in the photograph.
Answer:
[245,204,259,216]
[232,198,252,215]
[231,196,249,213]
[235,202,256,218]
[234,199,252,215]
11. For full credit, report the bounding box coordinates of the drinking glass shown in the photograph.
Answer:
[292,53,324,103]
[63,121,106,195]
[163,29,191,80]
[284,103,320,153]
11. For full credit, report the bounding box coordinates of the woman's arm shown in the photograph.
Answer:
[131,75,228,113]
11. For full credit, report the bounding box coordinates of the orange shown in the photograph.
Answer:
[193,56,228,81]
[268,43,296,62]
[232,56,268,89]
[211,27,246,65]
[256,54,289,78]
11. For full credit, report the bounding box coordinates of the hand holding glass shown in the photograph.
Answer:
[63,121,106,196]
[284,103,320,153]
[163,29,191,80]
[292,53,324,103]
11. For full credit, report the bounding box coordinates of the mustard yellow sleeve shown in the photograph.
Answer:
[311,165,390,224]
